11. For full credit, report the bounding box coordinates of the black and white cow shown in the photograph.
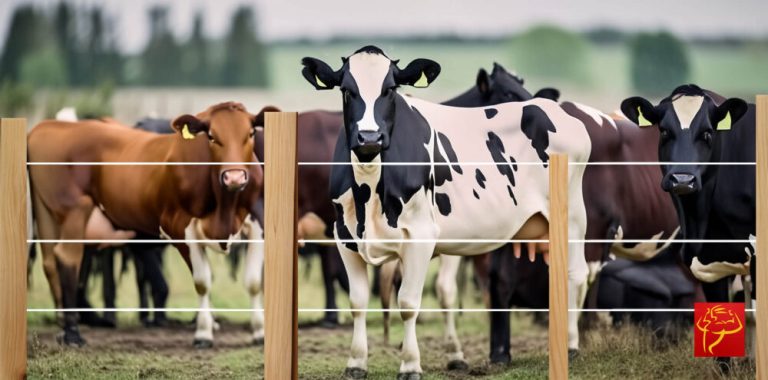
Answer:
[620,85,756,306]
[302,45,591,379]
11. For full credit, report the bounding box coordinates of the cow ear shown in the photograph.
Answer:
[621,96,659,128]
[395,58,441,88]
[476,69,491,96]
[171,114,208,140]
[533,88,560,102]
[713,98,748,131]
[251,106,281,131]
[301,57,341,90]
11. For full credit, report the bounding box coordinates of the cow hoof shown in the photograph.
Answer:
[252,337,264,346]
[56,330,86,348]
[490,353,511,365]
[320,319,339,329]
[447,359,469,370]
[715,357,732,375]
[396,372,422,380]
[193,339,214,349]
[343,367,367,379]
[568,349,579,361]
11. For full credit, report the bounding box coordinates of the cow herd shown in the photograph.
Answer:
[25,45,757,379]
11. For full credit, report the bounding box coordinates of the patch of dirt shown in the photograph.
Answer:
[30,322,257,359]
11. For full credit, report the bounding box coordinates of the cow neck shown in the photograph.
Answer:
[370,95,433,228]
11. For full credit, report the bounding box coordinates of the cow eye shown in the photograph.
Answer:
[343,89,350,103]
[659,129,670,139]
[702,130,713,144]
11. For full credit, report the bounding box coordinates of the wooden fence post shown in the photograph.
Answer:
[0,118,28,380]
[548,153,568,380]
[264,112,299,380]
[756,95,767,380]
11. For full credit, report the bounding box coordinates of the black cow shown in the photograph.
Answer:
[621,84,755,304]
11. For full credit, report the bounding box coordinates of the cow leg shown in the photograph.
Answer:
[436,254,467,370]
[185,221,214,348]
[54,196,94,347]
[319,246,340,327]
[131,247,151,326]
[32,193,63,319]
[397,245,434,378]
[243,219,265,345]
[102,250,116,327]
[489,246,513,364]
[339,245,370,379]
[379,258,399,345]
[146,246,169,326]
[568,192,589,357]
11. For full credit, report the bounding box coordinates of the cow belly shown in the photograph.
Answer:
[435,165,549,255]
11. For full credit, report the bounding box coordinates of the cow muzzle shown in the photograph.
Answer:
[221,169,249,192]
[355,130,383,156]
[666,172,698,195]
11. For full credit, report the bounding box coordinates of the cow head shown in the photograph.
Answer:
[621,85,747,195]
[301,45,440,159]
[171,102,278,192]
[476,62,560,103]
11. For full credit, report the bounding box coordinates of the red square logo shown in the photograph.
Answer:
[694,302,745,357]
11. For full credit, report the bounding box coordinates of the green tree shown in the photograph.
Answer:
[629,31,690,96]
[220,6,269,87]
[0,6,47,82]
[182,13,211,85]
[141,6,182,85]
[85,8,123,86]
[508,25,591,84]
[19,46,67,87]
[54,1,81,85]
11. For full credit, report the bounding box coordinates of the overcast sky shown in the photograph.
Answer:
[2,0,768,54]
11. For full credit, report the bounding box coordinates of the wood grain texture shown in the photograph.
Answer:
[263,112,299,380]
[548,154,568,380]
[757,95,767,380]
[0,118,28,380]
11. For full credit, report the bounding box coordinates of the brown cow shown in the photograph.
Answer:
[28,102,275,347]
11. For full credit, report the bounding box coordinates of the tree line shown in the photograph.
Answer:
[0,3,270,89]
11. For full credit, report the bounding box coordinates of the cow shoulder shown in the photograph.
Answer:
[520,104,557,164]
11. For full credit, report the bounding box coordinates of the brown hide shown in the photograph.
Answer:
[254,110,342,234]
[560,102,679,264]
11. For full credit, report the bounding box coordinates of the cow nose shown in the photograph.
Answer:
[356,131,383,155]
[221,169,248,191]
[670,173,697,195]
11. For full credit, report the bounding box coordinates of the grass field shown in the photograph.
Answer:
[27,248,756,379]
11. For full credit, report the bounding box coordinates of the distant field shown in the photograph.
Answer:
[26,40,768,126]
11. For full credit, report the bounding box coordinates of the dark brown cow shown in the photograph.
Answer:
[28,102,274,347]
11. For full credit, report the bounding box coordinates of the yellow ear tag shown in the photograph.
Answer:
[315,75,327,88]
[413,71,429,88]
[181,124,196,140]
[717,111,732,130]
[637,106,652,127]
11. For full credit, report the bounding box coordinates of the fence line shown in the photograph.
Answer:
[24,308,758,313]
[27,238,753,244]
[26,161,758,166]
[8,95,768,380]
